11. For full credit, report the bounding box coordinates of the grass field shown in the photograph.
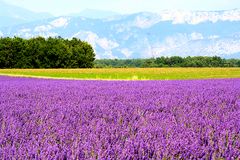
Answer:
[0,68,240,80]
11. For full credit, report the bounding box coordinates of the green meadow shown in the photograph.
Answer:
[0,68,240,80]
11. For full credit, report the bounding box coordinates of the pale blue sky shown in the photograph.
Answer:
[3,0,240,16]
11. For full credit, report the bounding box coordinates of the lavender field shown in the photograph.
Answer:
[0,76,240,159]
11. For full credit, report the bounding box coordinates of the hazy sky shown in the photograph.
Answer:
[3,0,240,16]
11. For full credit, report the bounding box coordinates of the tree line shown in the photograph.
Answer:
[0,37,95,68]
[0,37,239,68]
[95,56,240,68]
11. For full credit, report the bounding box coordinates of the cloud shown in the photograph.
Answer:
[134,13,161,28]
[151,34,240,57]
[203,39,240,55]
[50,17,69,27]
[22,17,69,34]
[19,28,31,33]
[159,9,240,24]
[72,30,119,58]
[191,32,204,40]
[98,38,119,50]
[34,25,52,32]
[121,48,133,58]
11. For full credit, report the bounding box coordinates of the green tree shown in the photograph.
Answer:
[0,37,95,68]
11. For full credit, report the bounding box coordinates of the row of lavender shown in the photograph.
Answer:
[0,76,239,159]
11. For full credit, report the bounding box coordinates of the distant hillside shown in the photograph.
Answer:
[0,1,52,27]
[0,8,240,59]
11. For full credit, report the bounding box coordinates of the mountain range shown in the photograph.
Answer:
[0,1,240,59]
[0,1,52,27]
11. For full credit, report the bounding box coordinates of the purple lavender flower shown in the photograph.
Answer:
[0,76,239,159]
